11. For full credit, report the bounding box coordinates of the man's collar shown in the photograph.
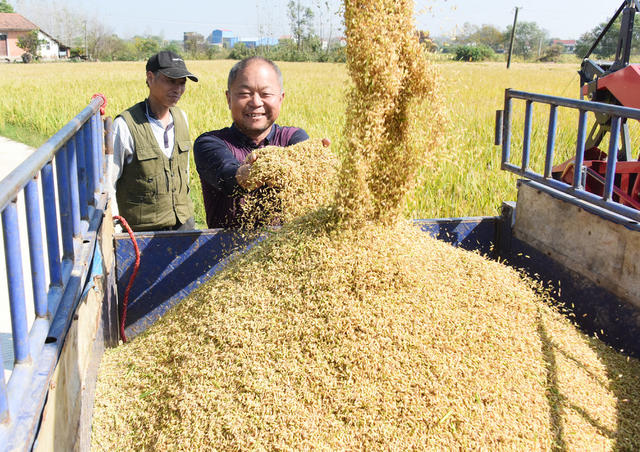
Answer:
[145,99,173,127]
[144,99,158,119]
[230,123,277,148]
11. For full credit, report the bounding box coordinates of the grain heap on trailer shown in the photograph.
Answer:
[1,0,640,450]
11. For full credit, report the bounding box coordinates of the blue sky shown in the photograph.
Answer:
[14,0,623,41]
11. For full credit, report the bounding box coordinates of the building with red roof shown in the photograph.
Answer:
[0,13,69,61]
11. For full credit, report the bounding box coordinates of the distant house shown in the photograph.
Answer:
[239,36,278,48]
[209,29,238,48]
[184,32,204,44]
[207,29,278,49]
[552,39,577,53]
[0,13,69,61]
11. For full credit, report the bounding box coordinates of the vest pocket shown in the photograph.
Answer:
[177,140,192,153]
[132,175,158,202]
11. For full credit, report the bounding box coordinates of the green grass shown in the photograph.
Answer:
[0,122,49,148]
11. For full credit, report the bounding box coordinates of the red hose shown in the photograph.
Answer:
[113,215,139,343]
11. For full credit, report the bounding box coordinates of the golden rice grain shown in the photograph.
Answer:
[92,218,640,450]
[241,138,338,227]
[334,0,444,226]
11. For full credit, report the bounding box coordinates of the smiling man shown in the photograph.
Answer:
[108,50,198,231]
[194,56,309,229]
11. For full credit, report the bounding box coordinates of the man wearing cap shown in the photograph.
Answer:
[108,50,198,232]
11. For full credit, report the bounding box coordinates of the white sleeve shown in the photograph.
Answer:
[109,116,135,218]
[181,109,190,181]
[181,108,189,129]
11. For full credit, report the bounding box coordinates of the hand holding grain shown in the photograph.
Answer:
[236,151,263,191]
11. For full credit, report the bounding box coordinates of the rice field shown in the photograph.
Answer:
[0,59,606,225]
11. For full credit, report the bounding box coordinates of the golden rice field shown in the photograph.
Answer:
[0,60,623,225]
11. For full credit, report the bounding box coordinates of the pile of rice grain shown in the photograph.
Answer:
[92,0,640,449]
[92,217,640,450]
[241,138,338,226]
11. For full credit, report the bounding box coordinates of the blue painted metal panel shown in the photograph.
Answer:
[2,195,108,451]
[66,138,81,237]
[55,146,74,259]
[94,113,104,187]
[115,229,256,338]
[604,116,621,202]
[499,88,640,223]
[83,122,95,206]
[544,105,558,178]
[0,97,104,214]
[415,217,497,255]
[522,100,533,171]
[75,131,88,221]
[41,162,61,288]
[24,180,47,318]
[574,110,588,189]
[0,95,106,450]
[2,203,29,364]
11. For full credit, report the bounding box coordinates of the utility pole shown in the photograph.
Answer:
[507,7,519,69]
[538,37,543,58]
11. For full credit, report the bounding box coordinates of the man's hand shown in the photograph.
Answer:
[322,138,331,147]
[236,151,263,191]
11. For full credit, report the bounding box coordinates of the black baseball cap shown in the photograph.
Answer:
[146,51,198,82]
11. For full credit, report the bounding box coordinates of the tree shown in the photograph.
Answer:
[17,29,45,62]
[573,17,640,59]
[184,32,206,58]
[288,0,314,51]
[454,44,495,62]
[539,43,564,62]
[108,37,137,61]
[85,19,116,60]
[0,0,14,13]
[504,21,548,60]
[311,0,339,55]
[163,41,182,55]
[456,22,478,42]
[229,42,254,60]
[465,24,505,51]
[133,35,161,60]
[10,3,120,60]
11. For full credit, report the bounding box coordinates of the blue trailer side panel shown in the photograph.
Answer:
[115,230,255,338]
[414,217,497,255]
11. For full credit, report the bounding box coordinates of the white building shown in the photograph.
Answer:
[0,13,69,61]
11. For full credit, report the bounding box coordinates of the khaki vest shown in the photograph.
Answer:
[116,102,193,231]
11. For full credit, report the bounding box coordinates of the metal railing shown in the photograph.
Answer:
[496,88,640,225]
[0,97,105,447]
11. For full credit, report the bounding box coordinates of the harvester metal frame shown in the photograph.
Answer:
[579,0,640,161]
[497,89,640,227]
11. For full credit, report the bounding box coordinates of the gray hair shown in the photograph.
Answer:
[227,56,283,92]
